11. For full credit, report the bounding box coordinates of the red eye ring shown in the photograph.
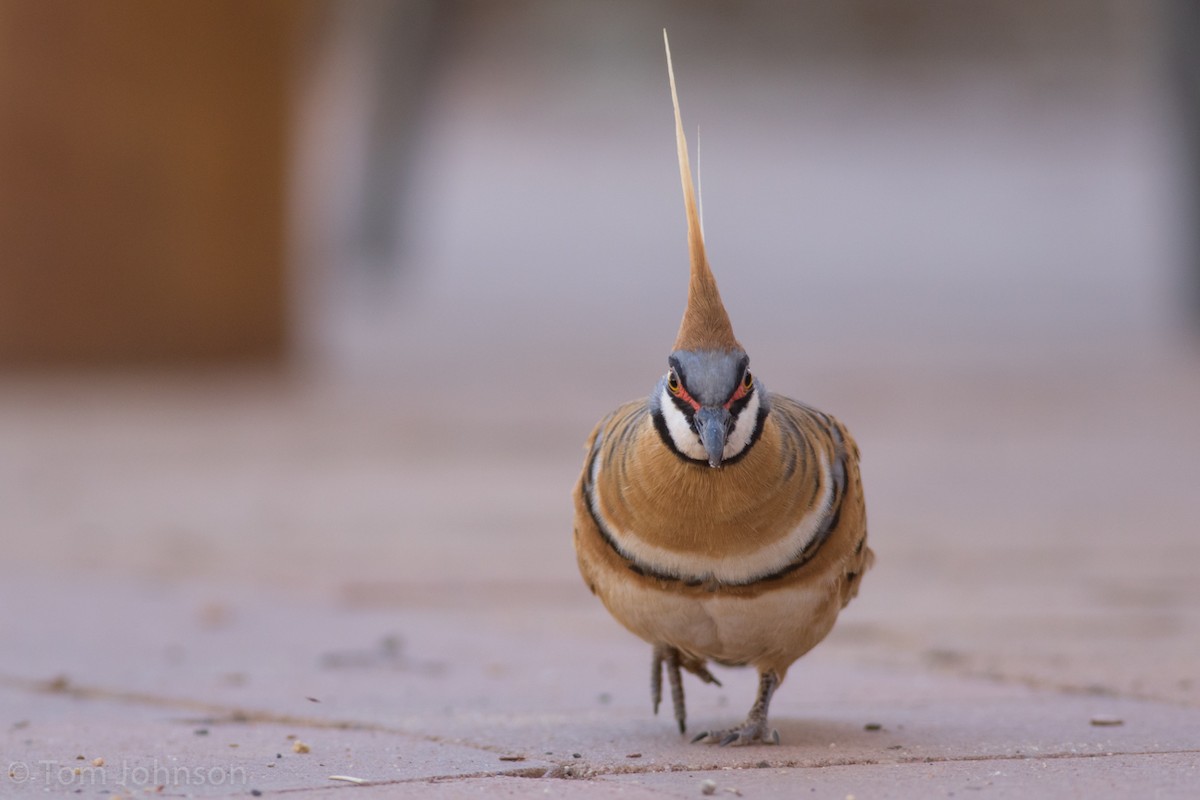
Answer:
[726,370,754,408]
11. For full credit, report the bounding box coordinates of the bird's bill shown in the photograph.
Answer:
[695,406,731,468]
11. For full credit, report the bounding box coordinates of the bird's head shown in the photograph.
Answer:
[651,32,768,469]
[656,348,764,468]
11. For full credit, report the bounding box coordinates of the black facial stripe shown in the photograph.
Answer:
[666,355,698,405]
[727,386,754,418]
[669,393,697,423]
[651,407,708,466]
[721,405,767,466]
[652,387,768,468]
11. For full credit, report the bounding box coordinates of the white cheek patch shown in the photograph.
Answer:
[660,387,709,461]
[723,389,761,460]
[660,387,762,463]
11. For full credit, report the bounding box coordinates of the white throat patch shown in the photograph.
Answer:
[658,386,762,464]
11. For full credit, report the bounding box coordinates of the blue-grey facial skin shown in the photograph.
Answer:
[668,349,748,406]
[666,348,750,468]
[694,406,732,467]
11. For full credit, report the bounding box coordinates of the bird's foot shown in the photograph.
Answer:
[690,719,780,747]
[691,670,782,746]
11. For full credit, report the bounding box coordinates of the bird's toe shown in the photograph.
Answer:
[692,721,779,747]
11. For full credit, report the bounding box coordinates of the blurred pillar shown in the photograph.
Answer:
[0,0,301,366]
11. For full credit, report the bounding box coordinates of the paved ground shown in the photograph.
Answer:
[2,334,1198,798]
[4,8,1199,796]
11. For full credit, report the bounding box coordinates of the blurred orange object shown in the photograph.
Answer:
[0,0,302,366]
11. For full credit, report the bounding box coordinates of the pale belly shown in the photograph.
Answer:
[594,568,842,675]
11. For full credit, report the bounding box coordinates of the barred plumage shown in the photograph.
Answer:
[570,31,873,745]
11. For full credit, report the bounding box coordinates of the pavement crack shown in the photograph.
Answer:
[0,672,518,758]
[910,654,1200,709]
[475,747,1200,781]
[895,747,1200,767]
[259,767,553,794]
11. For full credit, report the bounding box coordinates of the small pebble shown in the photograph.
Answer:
[92,758,104,767]
[251,791,262,797]
[1090,715,1124,727]
[701,779,717,795]
[194,729,209,736]
[292,741,311,754]
[625,753,642,759]
[864,722,883,731]
[572,753,582,759]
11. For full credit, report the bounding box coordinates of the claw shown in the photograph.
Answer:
[689,670,782,747]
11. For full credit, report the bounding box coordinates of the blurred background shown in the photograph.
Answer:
[2,0,1199,702]
[3,0,1198,370]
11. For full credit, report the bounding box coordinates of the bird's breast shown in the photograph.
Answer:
[589,409,832,584]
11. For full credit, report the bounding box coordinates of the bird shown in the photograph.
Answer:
[571,31,873,746]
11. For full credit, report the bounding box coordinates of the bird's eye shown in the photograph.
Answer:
[667,371,681,395]
[742,370,754,391]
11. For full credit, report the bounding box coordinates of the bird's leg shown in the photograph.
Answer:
[650,644,694,734]
[652,645,722,734]
[679,652,722,688]
[691,669,781,746]
[651,645,665,716]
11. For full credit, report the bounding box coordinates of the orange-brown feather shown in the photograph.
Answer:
[664,30,740,353]
[572,396,871,675]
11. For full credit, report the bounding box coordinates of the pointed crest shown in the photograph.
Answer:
[664,30,741,353]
